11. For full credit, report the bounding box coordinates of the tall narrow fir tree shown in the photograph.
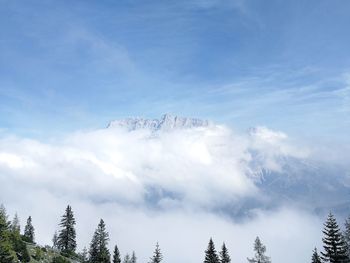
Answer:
[204,238,220,263]
[321,213,348,263]
[247,236,271,263]
[219,242,231,263]
[24,216,35,243]
[57,205,77,256]
[312,248,322,263]
[149,242,163,263]
[113,245,121,263]
[89,219,111,263]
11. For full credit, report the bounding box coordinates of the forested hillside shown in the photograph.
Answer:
[1,204,349,263]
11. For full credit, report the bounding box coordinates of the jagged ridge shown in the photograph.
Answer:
[107,114,211,131]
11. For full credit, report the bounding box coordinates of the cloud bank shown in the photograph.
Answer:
[0,124,328,262]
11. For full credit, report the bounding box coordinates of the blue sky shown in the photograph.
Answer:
[0,0,350,140]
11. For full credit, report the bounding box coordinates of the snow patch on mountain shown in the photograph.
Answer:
[107,114,212,132]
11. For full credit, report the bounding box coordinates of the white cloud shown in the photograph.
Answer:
[0,124,323,263]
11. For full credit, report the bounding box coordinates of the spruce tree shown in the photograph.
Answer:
[131,251,137,263]
[57,205,77,256]
[344,216,350,260]
[0,204,15,263]
[113,245,121,263]
[52,231,58,249]
[204,238,219,263]
[247,236,271,263]
[89,219,111,263]
[312,248,322,263]
[8,213,30,262]
[321,213,348,263]
[24,216,35,243]
[123,254,130,263]
[149,242,163,263]
[10,213,20,234]
[80,247,89,263]
[220,242,231,263]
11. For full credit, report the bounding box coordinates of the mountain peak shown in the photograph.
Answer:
[107,114,211,131]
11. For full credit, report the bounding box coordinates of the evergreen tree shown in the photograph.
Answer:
[149,242,163,263]
[204,238,219,263]
[8,213,30,262]
[52,231,59,249]
[0,204,15,263]
[23,216,35,243]
[57,205,77,256]
[123,254,130,263]
[220,242,231,263]
[80,247,89,263]
[113,245,121,263]
[321,213,348,263]
[10,213,20,234]
[312,248,322,263]
[247,236,271,263]
[131,251,137,263]
[0,204,10,233]
[0,241,15,263]
[344,216,350,260]
[89,219,111,263]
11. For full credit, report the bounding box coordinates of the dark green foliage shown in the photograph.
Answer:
[89,219,111,263]
[131,251,137,263]
[10,214,20,234]
[10,232,30,262]
[33,246,43,260]
[52,255,71,263]
[321,213,348,263]
[247,236,271,263]
[344,216,350,260]
[113,245,121,263]
[312,248,322,263]
[57,205,77,256]
[219,243,231,263]
[204,238,219,263]
[149,242,163,263]
[24,216,35,243]
[0,241,15,263]
[0,204,15,263]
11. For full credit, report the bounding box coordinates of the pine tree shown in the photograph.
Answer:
[89,219,111,263]
[204,238,219,263]
[220,242,231,263]
[24,216,35,243]
[113,245,121,263]
[321,213,348,263]
[312,248,322,263]
[131,251,137,263]
[247,236,271,263]
[57,205,77,256]
[149,242,163,263]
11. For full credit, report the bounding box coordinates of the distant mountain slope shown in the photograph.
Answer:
[107,114,211,131]
[106,114,350,218]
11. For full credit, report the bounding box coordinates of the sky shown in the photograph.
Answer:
[1,1,350,262]
[0,0,350,141]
